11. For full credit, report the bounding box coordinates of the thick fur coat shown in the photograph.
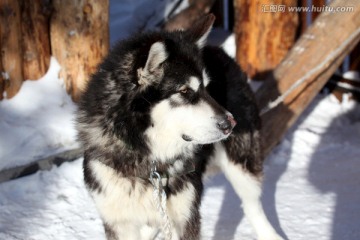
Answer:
[76,14,282,240]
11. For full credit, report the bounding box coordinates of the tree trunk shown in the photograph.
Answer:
[50,0,109,101]
[0,0,23,99]
[0,53,4,100]
[256,0,360,156]
[20,0,51,81]
[234,0,298,79]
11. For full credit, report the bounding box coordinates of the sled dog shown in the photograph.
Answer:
[76,14,282,240]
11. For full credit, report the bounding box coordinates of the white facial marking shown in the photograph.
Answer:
[145,99,197,161]
[189,76,200,92]
[145,98,230,162]
[170,93,183,104]
[203,70,211,87]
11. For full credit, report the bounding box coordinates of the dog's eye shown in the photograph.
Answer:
[179,86,189,94]
[180,88,188,94]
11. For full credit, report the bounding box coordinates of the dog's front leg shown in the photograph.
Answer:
[215,143,283,240]
[223,165,283,240]
[167,181,201,240]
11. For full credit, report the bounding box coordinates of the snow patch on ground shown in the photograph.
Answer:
[0,58,79,171]
[0,159,104,240]
[0,93,359,240]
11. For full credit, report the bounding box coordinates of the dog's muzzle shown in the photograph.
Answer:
[216,114,237,135]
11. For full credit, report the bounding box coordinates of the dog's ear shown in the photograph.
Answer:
[186,14,215,48]
[137,42,168,86]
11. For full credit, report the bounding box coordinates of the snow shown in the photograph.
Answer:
[0,57,78,171]
[0,159,103,240]
[1,91,359,240]
[1,1,360,239]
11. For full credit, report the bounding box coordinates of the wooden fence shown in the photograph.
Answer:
[232,0,360,80]
[0,0,109,101]
[0,0,358,101]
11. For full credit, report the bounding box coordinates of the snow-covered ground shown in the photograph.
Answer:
[0,58,78,171]
[1,1,360,239]
[1,87,359,240]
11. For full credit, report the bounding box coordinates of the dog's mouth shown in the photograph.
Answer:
[181,131,231,144]
[182,134,193,142]
[181,115,236,144]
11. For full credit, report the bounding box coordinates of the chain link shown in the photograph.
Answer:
[150,162,173,240]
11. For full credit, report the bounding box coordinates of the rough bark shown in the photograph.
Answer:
[234,0,298,79]
[0,54,4,100]
[50,0,109,101]
[20,0,51,81]
[0,0,23,98]
[256,0,360,156]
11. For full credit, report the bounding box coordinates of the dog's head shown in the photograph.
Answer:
[138,14,236,156]
[79,14,236,159]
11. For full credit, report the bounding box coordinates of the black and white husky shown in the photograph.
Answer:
[76,14,282,240]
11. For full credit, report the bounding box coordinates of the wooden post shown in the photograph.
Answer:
[234,0,298,79]
[256,0,360,156]
[50,0,109,101]
[0,0,23,98]
[0,53,4,100]
[20,0,51,81]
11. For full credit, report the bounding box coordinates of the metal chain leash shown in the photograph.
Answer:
[150,161,173,240]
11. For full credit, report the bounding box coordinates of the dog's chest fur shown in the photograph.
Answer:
[88,160,197,229]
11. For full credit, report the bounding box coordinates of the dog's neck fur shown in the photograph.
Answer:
[146,132,197,164]
[144,130,198,178]
[92,130,197,179]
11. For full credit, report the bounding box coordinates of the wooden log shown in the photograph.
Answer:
[164,0,216,31]
[50,0,109,101]
[0,148,83,183]
[234,0,298,79]
[0,0,23,99]
[20,0,51,81]
[256,0,360,156]
[0,52,4,100]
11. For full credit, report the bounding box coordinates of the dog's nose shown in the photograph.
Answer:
[216,115,236,134]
